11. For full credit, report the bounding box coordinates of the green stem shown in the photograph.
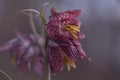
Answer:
[39,7,51,80]
[47,64,51,80]
[29,14,38,41]
[45,54,51,80]
[29,13,51,80]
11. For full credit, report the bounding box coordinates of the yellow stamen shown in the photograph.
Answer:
[63,55,76,71]
[65,25,80,32]
[66,25,78,28]
[69,60,76,69]
[69,31,78,39]
[71,28,80,32]
[11,56,16,64]
[66,63,70,71]
[64,27,80,32]
[63,25,80,39]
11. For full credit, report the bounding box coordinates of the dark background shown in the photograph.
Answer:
[0,0,120,80]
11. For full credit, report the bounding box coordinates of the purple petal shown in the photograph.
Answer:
[46,27,72,45]
[50,7,58,15]
[0,38,19,52]
[50,7,81,21]
[63,9,81,18]
[34,55,43,75]
[75,44,91,61]
[47,45,64,73]
[38,36,44,47]
[51,35,72,45]
[72,40,91,61]
[77,32,86,39]
[60,45,78,61]
[18,61,28,72]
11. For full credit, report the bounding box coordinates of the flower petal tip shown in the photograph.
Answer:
[88,58,91,61]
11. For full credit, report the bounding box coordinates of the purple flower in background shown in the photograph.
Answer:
[0,31,44,75]
[46,7,91,73]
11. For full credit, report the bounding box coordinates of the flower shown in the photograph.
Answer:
[0,31,44,75]
[46,7,91,73]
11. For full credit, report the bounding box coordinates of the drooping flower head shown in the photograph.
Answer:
[46,7,91,73]
[47,7,85,39]
[0,31,44,75]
